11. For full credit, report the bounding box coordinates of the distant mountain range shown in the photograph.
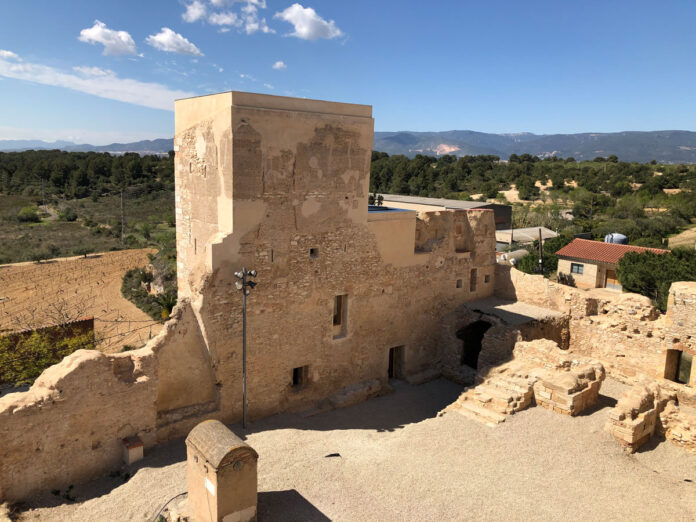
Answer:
[0,138,173,155]
[2,130,696,163]
[374,130,696,163]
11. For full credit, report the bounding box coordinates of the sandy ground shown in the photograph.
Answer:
[12,377,696,522]
[0,249,162,353]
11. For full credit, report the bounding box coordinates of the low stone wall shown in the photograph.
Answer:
[533,364,605,416]
[660,401,696,455]
[605,382,675,452]
[497,266,696,396]
[0,349,157,501]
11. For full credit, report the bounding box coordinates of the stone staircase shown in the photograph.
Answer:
[446,370,536,427]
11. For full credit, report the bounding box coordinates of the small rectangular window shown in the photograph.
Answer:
[292,365,309,387]
[333,294,348,339]
[571,263,584,274]
[484,274,490,283]
[470,268,478,292]
[310,247,319,258]
[456,279,463,289]
[333,295,346,326]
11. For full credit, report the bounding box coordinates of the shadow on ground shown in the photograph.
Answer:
[14,379,463,516]
[575,393,618,417]
[237,378,464,437]
[258,490,330,521]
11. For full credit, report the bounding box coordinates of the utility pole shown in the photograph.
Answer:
[234,267,257,429]
[538,227,544,274]
[120,188,125,246]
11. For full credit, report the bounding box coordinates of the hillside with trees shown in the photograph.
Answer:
[1,149,695,311]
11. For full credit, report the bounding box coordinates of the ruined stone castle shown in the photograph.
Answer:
[1,92,695,503]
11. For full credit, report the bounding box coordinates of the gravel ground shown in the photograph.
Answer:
[14,377,696,521]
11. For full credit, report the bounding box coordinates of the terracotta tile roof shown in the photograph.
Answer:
[555,238,669,265]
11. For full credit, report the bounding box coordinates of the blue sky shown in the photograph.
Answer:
[1,1,695,144]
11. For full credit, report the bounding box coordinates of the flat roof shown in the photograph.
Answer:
[175,90,372,118]
[381,194,496,210]
[496,227,558,243]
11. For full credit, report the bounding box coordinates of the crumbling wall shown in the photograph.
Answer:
[0,348,157,501]
[605,382,675,452]
[659,401,696,455]
[496,266,696,396]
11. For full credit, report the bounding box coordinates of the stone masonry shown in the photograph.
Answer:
[1,92,695,502]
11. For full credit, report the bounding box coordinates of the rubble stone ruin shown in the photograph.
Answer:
[0,92,695,503]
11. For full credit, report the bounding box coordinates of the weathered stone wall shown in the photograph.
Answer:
[0,92,499,502]
[0,347,158,500]
[497,266,696,402]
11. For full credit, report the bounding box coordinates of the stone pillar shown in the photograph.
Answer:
[186,420,258,522]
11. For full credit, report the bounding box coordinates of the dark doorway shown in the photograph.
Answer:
[388,346,405,379]
[457,320,492,369]
[666,349,692,385]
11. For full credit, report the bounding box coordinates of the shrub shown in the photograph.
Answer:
[59,206,78,222]
[17,205,40,222]
[617,249,696,311]
[0,330,95,386]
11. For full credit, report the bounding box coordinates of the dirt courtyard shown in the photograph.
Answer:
[14,378,696,521]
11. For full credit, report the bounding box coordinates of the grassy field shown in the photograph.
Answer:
[0,190,175,263]
[668,223,696,249]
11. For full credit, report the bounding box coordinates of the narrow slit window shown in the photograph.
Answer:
[456,279,463,289]
[484,274,490,283]
[470,268,478,292]
[333,295,346,326]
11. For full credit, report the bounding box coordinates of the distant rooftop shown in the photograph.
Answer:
[381,194,499,210]
[496,227,558,244]
[555,238,670,264]
[367,205,411,213]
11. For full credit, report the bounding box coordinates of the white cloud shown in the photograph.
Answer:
[263,83,273,89]
[78,20,137,55]
[0,50,20,61]
[240,2,274,34]
[272,60,287,70]
[73,66,115,77]
[239,73,256,81]
[182,1,207,22]
[274,4,343,40]
[146,28,203,56]
[209,11,241,26]
[0,52,194,111]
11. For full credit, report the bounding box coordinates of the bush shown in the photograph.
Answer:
[59,206,78,222]
[617,249,696,311]
[17,205,40,222]
[0,330,95,386]
[121,248,178,320]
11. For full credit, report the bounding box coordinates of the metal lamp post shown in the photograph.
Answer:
[234,267,257,429]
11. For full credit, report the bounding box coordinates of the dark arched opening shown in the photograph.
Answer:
[456,320,492,369]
